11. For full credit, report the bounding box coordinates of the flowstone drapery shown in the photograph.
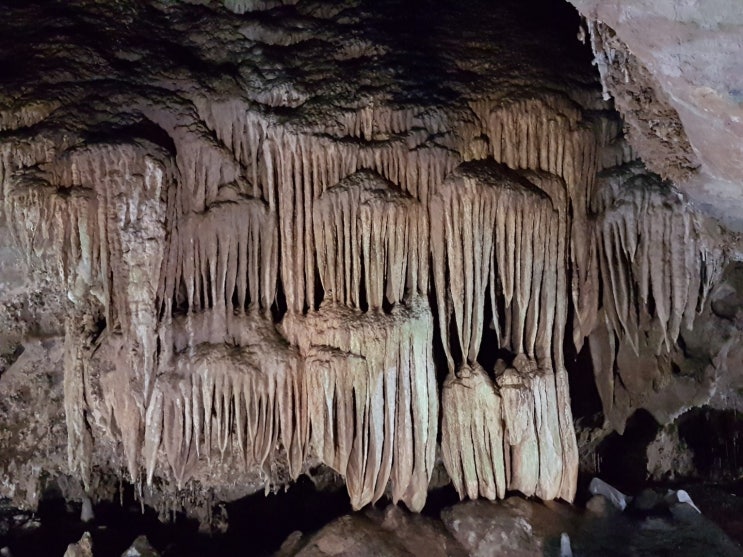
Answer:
[0,0,722,516]
[433,162,575,502]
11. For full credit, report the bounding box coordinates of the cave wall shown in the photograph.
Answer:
[568,0,743,230]
[0,0,739,515]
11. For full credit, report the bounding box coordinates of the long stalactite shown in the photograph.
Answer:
[0,6,721,511]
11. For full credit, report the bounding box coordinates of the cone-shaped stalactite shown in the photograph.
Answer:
[285,168,436,511]
[150,337,304,488]
[433,161,577,502]
[314,170,424,310]
[162,195,278,317]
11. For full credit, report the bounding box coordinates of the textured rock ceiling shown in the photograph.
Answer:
[0,0,741,521]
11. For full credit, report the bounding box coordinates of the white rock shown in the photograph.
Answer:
[121,535,160,557]
[63,532,93,557]
[560,532,573,557]
[588,477,628,511]
[80,496,94,523]
[665,489,701,514]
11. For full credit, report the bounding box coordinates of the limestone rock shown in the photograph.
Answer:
[569,0,743,230]
[63,532,93,557]
[286,506,465,557]
[121,535,160,557]
[440,498,576,557]
[588,478,629,511]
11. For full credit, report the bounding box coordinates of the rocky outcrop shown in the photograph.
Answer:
[570,0,743,231]
[278,493,743,557]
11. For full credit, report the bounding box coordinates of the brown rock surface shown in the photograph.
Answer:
[0,0,740,532]
[569,0,743,230]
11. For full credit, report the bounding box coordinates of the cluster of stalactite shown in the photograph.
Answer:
[2,141,171,489]
[281,299,437,511]
[432,162,575,502]
[585,166,719,429]
[0,85,718,511]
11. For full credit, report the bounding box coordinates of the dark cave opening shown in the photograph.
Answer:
[1,475,354,557]
[595,409,661,493]
[678,407,743,483]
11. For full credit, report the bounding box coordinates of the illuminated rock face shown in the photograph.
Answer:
[0,0,730,515]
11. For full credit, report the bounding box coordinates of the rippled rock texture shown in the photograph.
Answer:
[0,0,740,526]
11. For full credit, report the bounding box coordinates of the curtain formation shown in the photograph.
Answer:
[1,88,717,511]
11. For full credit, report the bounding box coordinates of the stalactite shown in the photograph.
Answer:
[106,326,306,489]
[432,161,576,501]
[1,23,656,513]
[196,100,458,311]
[163,196,277,317]
[100,347,145,484]
[314,170,422,309]
[4,140,172,488]
[63,314,95,492]
[431,161,560,367]
[592,168,718,354]
[281,298,437,512]
[467,95,622,352]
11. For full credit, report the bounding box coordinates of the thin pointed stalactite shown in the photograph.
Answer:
[586,168,721,431]
[314,170,422,310]
[163,196,278,317]
[144,341,306,486]
[591,170,719,356]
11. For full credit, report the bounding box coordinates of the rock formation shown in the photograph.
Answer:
[0,0,739,523]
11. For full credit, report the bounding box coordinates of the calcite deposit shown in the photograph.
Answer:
[0,0,739,525]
